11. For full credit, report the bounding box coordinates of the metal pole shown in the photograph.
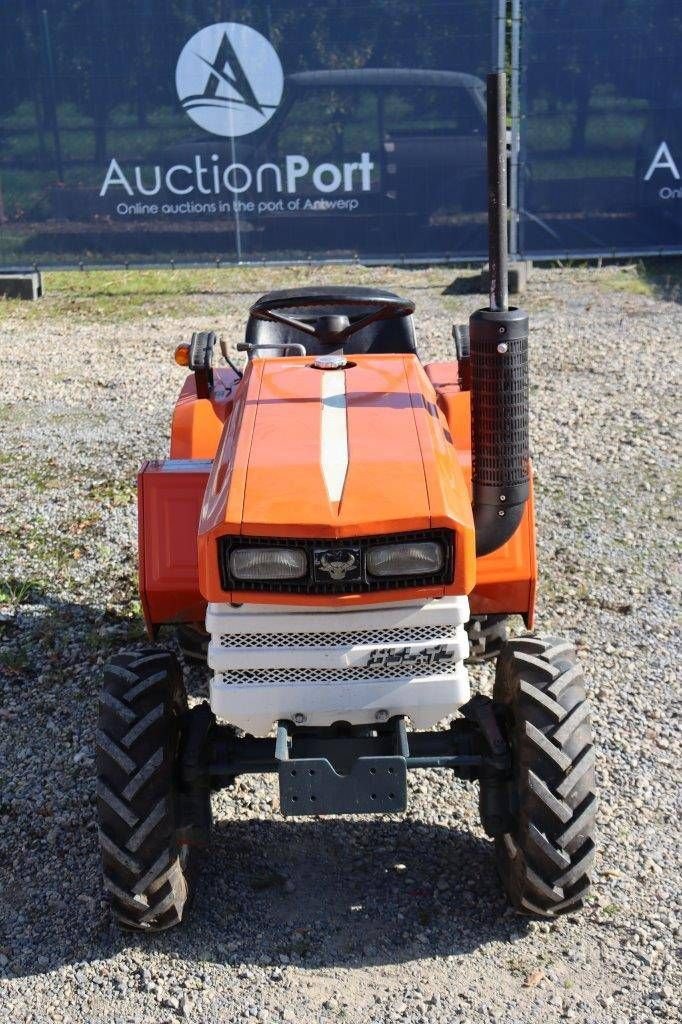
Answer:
[509,0,521,259]
[229,134,243,263]
[40,8,63,181]
[486,72,508,312]
[227,2,242,261]
[493,0,506,73]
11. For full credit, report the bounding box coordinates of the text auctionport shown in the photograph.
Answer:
[100,153,376,199]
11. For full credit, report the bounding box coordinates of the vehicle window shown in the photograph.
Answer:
[274,88,379,161]
[383,86,482,138]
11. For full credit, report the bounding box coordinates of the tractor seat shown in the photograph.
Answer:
[245,286,417,357]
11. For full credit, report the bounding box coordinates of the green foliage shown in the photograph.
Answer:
[87,479,136,507]
[0,263,452,324]
[596,266,653,296]
[0,576,42,610]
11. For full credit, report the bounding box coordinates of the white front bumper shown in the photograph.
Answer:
[207,596,470,736]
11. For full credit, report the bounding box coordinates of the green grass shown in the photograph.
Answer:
[50,266,246,298]
[594,259,682,302]
[0,261,678,329]
[0,266,260,324]
[87,479,136,507]
[595,266,654,297]
[0,263,458,325]
[0,510,100,592]
[0,576,43,610]
[641,258,682,303]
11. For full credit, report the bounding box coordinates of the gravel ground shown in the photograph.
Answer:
[0,263,680,1024]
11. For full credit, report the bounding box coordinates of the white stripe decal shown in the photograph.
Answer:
[320,370,348,503]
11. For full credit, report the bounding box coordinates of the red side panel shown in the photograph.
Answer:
[138,460,210,635]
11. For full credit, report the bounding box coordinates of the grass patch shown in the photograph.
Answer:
[0,264,458,326]
[87,479,136,506]
[0,266,255,325]
[640,258,682,303]
[0,576,43,611]
[26,459,82,493]
[595,265,653,297]
[0,514,97,587]
[593,258,682,302]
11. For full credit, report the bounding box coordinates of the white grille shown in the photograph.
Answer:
[207,596,471,734]
[218,659,459,686]
[218,626,457,649]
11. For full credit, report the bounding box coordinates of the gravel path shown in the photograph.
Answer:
[0,264,679,1024]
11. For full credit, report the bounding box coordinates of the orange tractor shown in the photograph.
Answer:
[97,75,596,931]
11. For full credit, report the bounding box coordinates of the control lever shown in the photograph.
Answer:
[219,336,243,380]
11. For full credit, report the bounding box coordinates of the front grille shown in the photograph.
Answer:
[217,661,460,686]
[218,529,454,596]
[218,626,458,649]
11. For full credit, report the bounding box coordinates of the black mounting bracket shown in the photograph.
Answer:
[180,701,512,819]
[275,719,408,815]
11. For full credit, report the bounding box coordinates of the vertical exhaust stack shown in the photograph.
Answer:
[470,72,530,557]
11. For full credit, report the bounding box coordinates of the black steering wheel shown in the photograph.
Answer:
[248,288,415,346]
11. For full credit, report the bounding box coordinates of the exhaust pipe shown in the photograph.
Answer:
[470,73,530,557]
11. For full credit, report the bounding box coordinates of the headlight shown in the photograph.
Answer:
[366,541,444,578]
[229,547,307,581]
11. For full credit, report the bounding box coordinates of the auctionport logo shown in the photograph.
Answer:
[175,22,284,138]
[98,20,375,214]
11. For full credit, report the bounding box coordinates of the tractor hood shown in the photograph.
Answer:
[243,355,431,533]
[198,354,475,598]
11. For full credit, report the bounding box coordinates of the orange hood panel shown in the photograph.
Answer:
[245,357,430,533]
[198,354,476,600]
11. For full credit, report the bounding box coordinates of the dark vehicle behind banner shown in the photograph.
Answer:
[0,0,497,267]
[156,70,488,258]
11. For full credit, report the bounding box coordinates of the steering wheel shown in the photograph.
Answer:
[248,289,415,346]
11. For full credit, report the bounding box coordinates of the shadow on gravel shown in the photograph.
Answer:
[441,274,484,296]
[640,257,682,304]
[181,817,531,968]
[2,813,529,979]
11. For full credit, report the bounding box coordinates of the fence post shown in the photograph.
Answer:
[493,0,506,72]
[509,0,521,260]
[40,8,64,181]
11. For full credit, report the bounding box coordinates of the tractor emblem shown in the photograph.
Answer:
[320,552,356,580]
[314,547,362,583]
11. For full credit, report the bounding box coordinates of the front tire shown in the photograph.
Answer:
[493,636,597,917]
[96,649,194,931]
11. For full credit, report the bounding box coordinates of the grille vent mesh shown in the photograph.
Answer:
[218,626,459,649]
[217,663,461,686]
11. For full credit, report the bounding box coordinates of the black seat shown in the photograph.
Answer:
[245,286,417,357]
